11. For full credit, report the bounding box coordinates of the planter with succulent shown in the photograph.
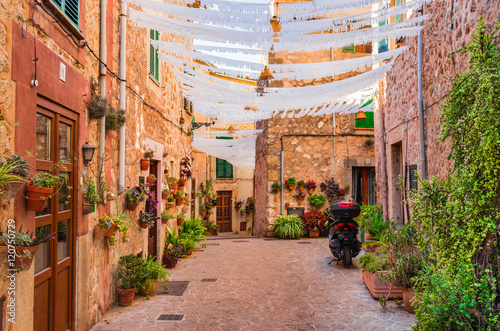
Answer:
[307,194,326,209]
[306,180,316,194]
[300,210,327,238]
[161,211,174,224]
[0,155,31,199]
[293,190,306,205]
[359,248,403,300]
[297,180,306,191]
[26,170,68,212]
[116,254,142,306]
[176,212,186,226]
[271,182,282,193]
[147,174,156,184]
[141,149,154,171]
[95,214,117,240]
[179,155,192,187]
[284,177,296,191]
[162,188,172,200]
[0,227,55,271]
[138,211,157,229]
[136,255,169,298]
[125,184,147,211]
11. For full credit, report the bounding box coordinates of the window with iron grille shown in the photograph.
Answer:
[149,30,160,81]
[216,137,233,179]
[51,0,80,28]
[408,164,418,190]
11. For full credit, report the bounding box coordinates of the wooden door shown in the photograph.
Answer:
[352,167,377,206]
[147,161,158,257]
[34,99,77,331]
[216,191,232,232]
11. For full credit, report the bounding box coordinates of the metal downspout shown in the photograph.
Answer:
[417,11,427,180]
[99,0,106,178]
[280,150,284,215]
[330,47,336,177]
[118,1,127,194]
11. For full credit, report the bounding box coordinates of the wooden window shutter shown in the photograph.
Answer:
[149,30,160,81]
[215,137,234,179]
[51,0,80,28]
[395,0,402,22]
[355,112,374,129]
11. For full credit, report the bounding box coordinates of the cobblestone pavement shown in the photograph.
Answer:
[92,235,415,331]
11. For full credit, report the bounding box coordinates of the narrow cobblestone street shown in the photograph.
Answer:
[92,235,415,331]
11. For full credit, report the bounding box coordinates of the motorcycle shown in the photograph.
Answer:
[328,202,362,267]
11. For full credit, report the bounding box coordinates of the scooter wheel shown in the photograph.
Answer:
[342,246,352,267]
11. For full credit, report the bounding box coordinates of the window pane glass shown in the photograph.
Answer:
[36,114,51,161]
[34,225,51,274]
[57,219,70,262]
[58,122,71,163]
[58,172,71,212]
[35,171,52,217]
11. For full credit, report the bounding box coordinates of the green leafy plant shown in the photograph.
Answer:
[135,255,169,298]
[125,184,147,206]
[293,190,305,201]
[161,211,174,220]
[245,197,255,214]
[167,176,178,186]
[0,157,29,195]
[307,194,326,208]
[83,175,104,205]
[271,182,282,191]
[200,218,219,234]
[105,108,126,131]
[117,254,143,289]
[273,215,304,239]
[144,149,154,159]
[167,195,174,202]
[284,177,296,187]
[138,212,157,228]
[358,248,390,273]
[32,172,65,189]
[1,155,31,178]
[0,226,55,247]
[297,180,306,187]
[358,213,395,244]
[178,217,208,248]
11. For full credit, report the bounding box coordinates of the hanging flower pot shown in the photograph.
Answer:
[288,185,295,191]
[320,183,326,192]
[161,191,169,200]
[126,202,138,212]
[308,188,314,195]
[177,217,184,226]
[147,175,156,184]
[285,202,290,209]
[176,198,183,206]
[83,202,94,215]
[170,183,178,194]
[297,199,303,205]
[15,245,39,271]
[178,179,186,187]
[299,186,304,192]
[26,184,54,212]
[95,224,117,240]
[140,159,150,171]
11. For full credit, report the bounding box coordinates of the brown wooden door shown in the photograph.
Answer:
[34,99,77,331]
[216,191,232,232]
[147,161,158,257]
[353,167,377,206]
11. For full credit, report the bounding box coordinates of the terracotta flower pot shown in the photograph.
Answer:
[162,191,169,200]
[25,185,54,212]
[320,185,326,192]
[185,248,192,255]
[140,159,150,171]
[309,229,320,238]
[287,185,295,191]
[95,224,117,240]
[177,218,183,226]
[285,203,290,209]
[126,202,138,212]
[299,186,304,191]
[178,179,186,187]
[2,181,24,199]
[403,288,418,313]
[15,245,39,271]
[139,280,158,297]
[176,198,183,206]
[139,220,149,229]
[362,271,404,299]
[297,199,303,205]
[308,188,314,194]
[116,286,136,306]
[163,254,176,268]
[147,176,156,184]
[170,184,178,194]
[83,202,94,215]
[161,217,168,224]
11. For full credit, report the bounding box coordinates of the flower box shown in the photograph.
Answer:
[362,271,404,300]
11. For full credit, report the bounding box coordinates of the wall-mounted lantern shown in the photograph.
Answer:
[82,142,97,164]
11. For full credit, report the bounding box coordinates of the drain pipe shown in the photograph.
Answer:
[330,47,336,177]
[417,10,427,180]
[118,0,127,195]
[280,150,284,215]
[99,0,107,175]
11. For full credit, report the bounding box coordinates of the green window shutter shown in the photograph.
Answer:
[51,0,80,28]
[149,30,159,81]
[355,111,374,129]
[395,0,402,22]
[215,137,234,179]
[342,44,355,53]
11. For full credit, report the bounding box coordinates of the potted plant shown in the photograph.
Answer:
[177,212,186,226]
[306,180,316,194]
[358,212,394,246]
[271,182,282,193]
[161,211,174,224]
[136,255,169,298]
[95,214,117,240]
[320,182,327,191]
[138,211,157,229]
[201,218,219,235]
[300,210,327,238]
[178,217,207,255]
[273,215,304,239]
[179,155,192,187]
[245,197,256,215]
[307,194,326,209]
[163,243,183,269]
[293,190,306,205]
[141,149,154,171]
[285,202,290,210]
[0,155,31,199]
[166,195,175,207]
[199,204,207,218]
[26,171,68,212]
[147,174,156,184]
[285,177,296,191]
[175,190,184,206]
[117,254,143,306]
[0,227,55,271]
[125,184,147,211]
[297,180,306,191]
[167,176,178,194]
[162,188,172,200]
[82,175,104,215]
[324,177,349,201]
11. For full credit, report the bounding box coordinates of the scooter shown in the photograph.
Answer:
[328,202,362,267]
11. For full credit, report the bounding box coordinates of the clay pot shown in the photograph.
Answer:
[126,202,138,212]
[309,229,320,238]
[147,176,156,184]
[177,218,184,227]
[362,271,404,299]
[287,185,295,191]
[299,186,304,191]
[178,179,186,187]
[403,288,418,314]
[297,199,303,205]
[116,286,136,306]
[25,185,54,212]
[2,181,24,199]
[139,220,149,229]
[185,248,192,255]
[285,203,290,209]
[15,245,39,271]
[320,184,326,191]
[138,280,158,297]
[140,159,150,171]
[162,191,169,200]
[95,224,117,240]
[308,188,314,195]
[161,217,168,224]
[83,202,94,215]
[163,254,176,268]
[170,184,178,194]
[176,198,183,206]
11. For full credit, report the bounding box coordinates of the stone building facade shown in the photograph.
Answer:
[0,0,198,330]
[374,0,500,223]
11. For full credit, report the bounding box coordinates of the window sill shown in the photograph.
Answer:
[43,0,85,41]
[354,127,374,131]
[149,74,160,86]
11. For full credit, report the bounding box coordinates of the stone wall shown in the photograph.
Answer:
[374,0,500,222]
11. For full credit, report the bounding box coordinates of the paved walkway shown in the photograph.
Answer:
[92,235,415,331]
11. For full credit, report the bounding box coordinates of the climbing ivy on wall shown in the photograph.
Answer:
[410,19,500,330]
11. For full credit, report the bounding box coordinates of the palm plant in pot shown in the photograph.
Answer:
[178,217,208,254]
[117,254,143,306]
[0,155,31,199]
[0,227,55,271]
[141,149,154,171]
[136,255,169,298]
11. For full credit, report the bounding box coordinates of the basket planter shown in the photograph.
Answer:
[147,176,156,184]
[140,159,150,171]
[402,288,419,313]
[2,181,24,199]
[362,271,404,300]
[287,185,295,191]
[15,245,39,271]
[138,280,158,297]
[240,222,247,231]
[176,198,183,206]
[116,286,136,306]
[126,202,138,212]
[177,218,183,226]
[83,202,94,215]
[95,224,117,240]
[26,185,54,212]
[297,199,303,205]
[309,229,320,238]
